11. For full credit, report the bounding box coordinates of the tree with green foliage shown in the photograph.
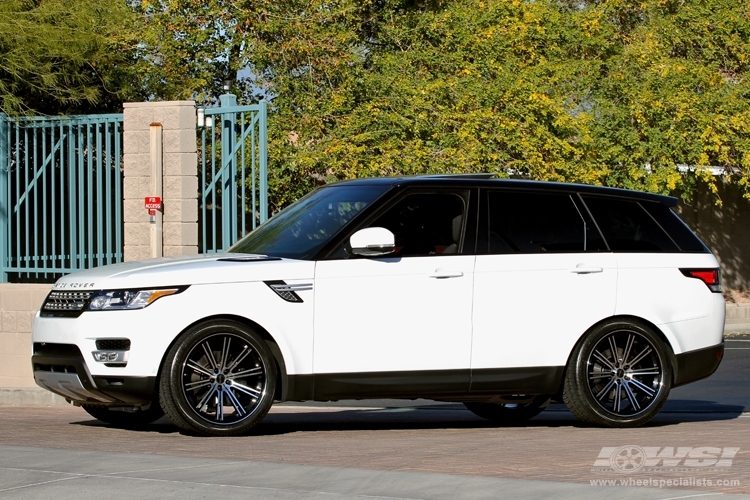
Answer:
[230,0,750,208]
[0,0,144,115]
[131,0,251,105]
[7,0,748,208]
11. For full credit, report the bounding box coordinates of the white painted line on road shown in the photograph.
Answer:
[657,494,723,500]
[0,475,80,494]
[0,466,421,500]
[114,461,246,475]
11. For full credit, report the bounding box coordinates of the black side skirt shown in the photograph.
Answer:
[284,366,565,402]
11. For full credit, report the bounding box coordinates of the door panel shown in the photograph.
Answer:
[472,253,617,369]
[314,255,475,374]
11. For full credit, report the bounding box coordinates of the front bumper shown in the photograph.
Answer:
[32,342,156,406]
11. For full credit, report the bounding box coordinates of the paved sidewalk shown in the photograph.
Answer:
[1,444,746,500]
[0,405,748,498]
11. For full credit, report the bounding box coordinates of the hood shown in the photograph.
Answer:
[51,253,314,291]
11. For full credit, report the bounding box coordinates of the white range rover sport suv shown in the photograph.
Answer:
[32,175,725,435]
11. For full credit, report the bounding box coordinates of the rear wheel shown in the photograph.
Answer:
[82,403,164,427]
[464,396,550,424]
[159,320,277,436]
[563,319,672,427]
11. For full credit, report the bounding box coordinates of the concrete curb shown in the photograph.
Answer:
[0,388,68,406]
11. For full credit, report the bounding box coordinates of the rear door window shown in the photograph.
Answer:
[487,191,605,253]
[582,196,679,252]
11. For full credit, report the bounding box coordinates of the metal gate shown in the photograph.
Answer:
[197,95,268,253]
[0,113,123,283]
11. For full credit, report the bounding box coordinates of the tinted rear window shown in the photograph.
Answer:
[582,196,680,252]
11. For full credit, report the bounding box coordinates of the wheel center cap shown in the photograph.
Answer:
[616,368,625,378]
[216,373,226,384]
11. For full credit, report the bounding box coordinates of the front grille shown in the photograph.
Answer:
[96,339,131,351]
[41,291,93,317]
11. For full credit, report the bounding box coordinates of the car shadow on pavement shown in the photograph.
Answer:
[69,401,745,437]
[661,399,746,413]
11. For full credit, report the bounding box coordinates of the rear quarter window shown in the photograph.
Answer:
[640,202,708,253]
[582,196,681,252]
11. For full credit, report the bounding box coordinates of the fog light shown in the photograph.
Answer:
[92,350,128,363]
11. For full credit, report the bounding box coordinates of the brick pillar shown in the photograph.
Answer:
[123,101,198,260]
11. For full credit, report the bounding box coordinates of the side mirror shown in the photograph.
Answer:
[349,227,396,257]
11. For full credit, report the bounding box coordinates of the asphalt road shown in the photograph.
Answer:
[0,334,747,500]
[665,334,749,412]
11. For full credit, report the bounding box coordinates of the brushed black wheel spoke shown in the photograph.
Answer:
[621,380,641,411]
[230,367,263,379]
[592,350,615,370]
[224,389,247,417]
[585,329,664,417]
[595,377,617,401]
[219,336,231,371]
[186,360,213,378]
[622,334,635,366]
[201,342,219,371]
[627,376,657,397]
[226,346,253,374]
[231,381,262,398]
[627,346,653,367]
[181,332,268,426]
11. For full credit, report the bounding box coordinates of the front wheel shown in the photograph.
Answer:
[159,320,277,436]
[563,319,672,427]
[464,396,550,425]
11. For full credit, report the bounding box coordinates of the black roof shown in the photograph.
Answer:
[329,174,678,207]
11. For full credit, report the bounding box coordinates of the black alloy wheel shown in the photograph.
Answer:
[160,320,277,436]
[563,319,672,427]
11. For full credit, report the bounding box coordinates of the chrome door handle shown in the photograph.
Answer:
[428,269,464,279]
[570,266,603,274]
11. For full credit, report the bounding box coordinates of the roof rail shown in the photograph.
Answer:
[420,173,496,179]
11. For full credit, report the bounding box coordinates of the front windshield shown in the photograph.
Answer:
[228,184,390,259]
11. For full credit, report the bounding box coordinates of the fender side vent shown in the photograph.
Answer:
[264,281,312,303]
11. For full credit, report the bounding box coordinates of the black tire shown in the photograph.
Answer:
[563,319,672,427]
[82,403,164,427]
[464,396,550,424]
[159,320,277,436]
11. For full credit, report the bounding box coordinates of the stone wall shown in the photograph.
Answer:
[0,284,52,388]
[676,179,750,290]
[123,101,199,260]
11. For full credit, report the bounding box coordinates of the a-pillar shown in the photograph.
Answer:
[122,101,198,260]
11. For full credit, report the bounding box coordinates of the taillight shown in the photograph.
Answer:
[680,268,722,293]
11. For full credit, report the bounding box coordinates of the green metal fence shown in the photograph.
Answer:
[198,96,268,253]
[0,113,123,283]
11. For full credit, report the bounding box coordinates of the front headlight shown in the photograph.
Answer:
[87,288,184,311]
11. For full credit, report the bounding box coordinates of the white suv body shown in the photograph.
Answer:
[32,176,725,434]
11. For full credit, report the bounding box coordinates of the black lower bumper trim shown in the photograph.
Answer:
[32,343,156,406]
[673,342,724,387]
